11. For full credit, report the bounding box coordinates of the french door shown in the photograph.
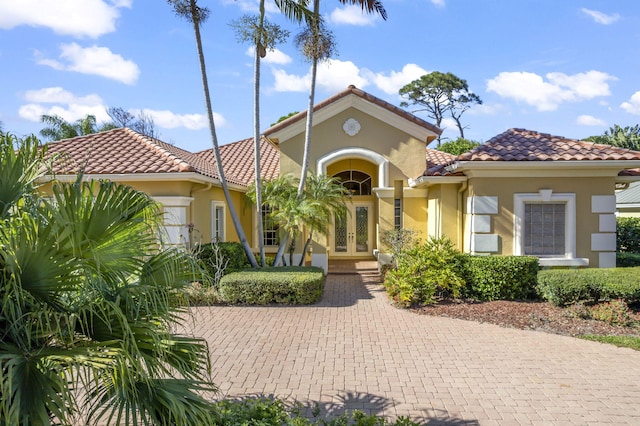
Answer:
[332,202,373,257]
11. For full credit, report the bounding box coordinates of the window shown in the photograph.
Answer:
[523,203,565,256]
[514,192,586,266]
[394,198,402,230]
[211,201,225,242]
[333,170,372,196]
[262,204,279,246]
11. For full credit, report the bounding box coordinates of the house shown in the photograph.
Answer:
[41,86,640,270]
[616,181,640,217]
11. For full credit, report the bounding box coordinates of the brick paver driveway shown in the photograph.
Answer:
[186,272,640,425]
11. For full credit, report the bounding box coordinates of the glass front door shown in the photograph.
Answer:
[333,202,373,257]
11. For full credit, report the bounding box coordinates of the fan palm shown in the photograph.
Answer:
[0,132,217,425]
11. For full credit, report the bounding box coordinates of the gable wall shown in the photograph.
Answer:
[278,107,427,185]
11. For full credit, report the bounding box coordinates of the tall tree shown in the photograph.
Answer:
[270,0,386,267]
[399,71,481,144]
[438,137,481,156]
[584,124,640,151]
[0,132,217,425]
[107,107,159,139]
[231,0,308,267]
[39,114,115,141]
[167,0,258,267]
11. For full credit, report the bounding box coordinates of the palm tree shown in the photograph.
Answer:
[40,114,115,141]
[231,2,309,267]
[270,0,386,266]
[0,132,217,424]
[297,174,348,265]
[167,0,258,267]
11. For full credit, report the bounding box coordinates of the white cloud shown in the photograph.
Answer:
[272,59,369,93]
[581,8,620,25]
[431,0,446,7]
[621,91,640,115]
[37,43,140,84]
[486,71,615,111]
[0,0,131,38]
[19,87,110,122]
[327,5,377,26]
[245,46,292,65]
[371,64,428,95]
[131,109,221,130]
[576,115,607,126]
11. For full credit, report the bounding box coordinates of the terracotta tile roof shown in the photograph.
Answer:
[196,136,280,185]
[458,128,640,162]
[264,85,442,137]
[424,149,458,176]
[42,127,248,185]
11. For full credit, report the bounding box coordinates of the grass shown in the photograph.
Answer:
[579,334,640,351]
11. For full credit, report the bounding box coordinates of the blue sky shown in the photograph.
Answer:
[1,0,639,152]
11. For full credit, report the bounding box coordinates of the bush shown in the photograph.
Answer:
[617,217,640,253]
[461,256,540,301]
[196,241,251,280]
[537,268,640,306]
[588,300,637,327]
[211,396,420,425]
[384,236,465,307]
[218,267,324,305]
[617,252,640,267]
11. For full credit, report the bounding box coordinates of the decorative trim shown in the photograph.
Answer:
[342,118,361,136]
[592,195,617,213]
[317,147,389,188]
[471,234,499,253]
[599,252,616,268]
[539,258,589,267]
[210,201,226,242]
[591,233,616,252]
[152,196,194,207]
[469,196,499,214]
[599,214,617,233]
[472,215,492,233]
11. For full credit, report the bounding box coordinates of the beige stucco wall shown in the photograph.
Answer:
[39,178,253,247]
[466,176,615,266]
[278,107,427,184]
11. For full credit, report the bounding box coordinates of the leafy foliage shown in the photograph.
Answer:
[537,268,640,306]
[399,72,482,142]
[384,236,466,307]
[461,256,540,301]
[588,300,638,327]
[39,114,116,141]
[0,133,217,424]
[437,138,480,156]
[218,267,325,305]
[584,124,640,151]
[196,241,251,278]
[211,396,419,425]
[617,217,640,253]
[617,252,640,267]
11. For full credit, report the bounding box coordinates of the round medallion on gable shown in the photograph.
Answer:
[343,118,361,136]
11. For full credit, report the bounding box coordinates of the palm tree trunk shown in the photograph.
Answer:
[188,0,257,267]
[253,0,267,267]
[296,0,320,197]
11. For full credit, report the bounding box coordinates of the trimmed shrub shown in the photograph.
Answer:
[617,217,640,253]
[461,256,540,301]
[537,268,640,306]
[218,267,324,305]
[617,252,640,267]
[384,236,466,307]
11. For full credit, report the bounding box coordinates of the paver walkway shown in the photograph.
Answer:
[185,271,640,425]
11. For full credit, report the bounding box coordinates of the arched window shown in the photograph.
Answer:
[334,170,372,196]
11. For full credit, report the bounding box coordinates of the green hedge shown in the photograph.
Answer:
[218,267,324,305]
[461,255,540,301]
[617,252,640,267]
[537,268,640,306]
[617,217,640,253]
